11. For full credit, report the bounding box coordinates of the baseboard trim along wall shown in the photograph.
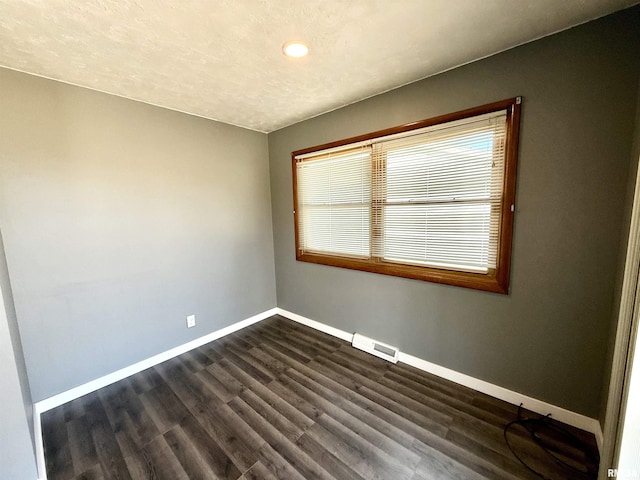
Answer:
[33,307,278,480]
[33,306,603,479]
[275,308,604,452]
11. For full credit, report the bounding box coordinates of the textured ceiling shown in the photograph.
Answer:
[0,0,638,132]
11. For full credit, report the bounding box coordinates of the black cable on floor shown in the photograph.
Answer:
[503,404,599,480]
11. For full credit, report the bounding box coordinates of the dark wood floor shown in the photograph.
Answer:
[42,315,598,480]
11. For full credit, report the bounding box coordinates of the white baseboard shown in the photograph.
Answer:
[595,422,604,455]
[33,307,277,480]
[33,402,46,480]
[398,350,602,436]
[275,308,354,343]
[275,307,603,445]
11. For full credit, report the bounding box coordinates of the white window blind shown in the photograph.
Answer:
[297,147,371,257]
[373,112,506,272]
[295,109,508,274]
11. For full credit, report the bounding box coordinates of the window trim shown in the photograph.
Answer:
[292,97,521,294]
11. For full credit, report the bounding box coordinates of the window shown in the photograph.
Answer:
[292,98,521,293]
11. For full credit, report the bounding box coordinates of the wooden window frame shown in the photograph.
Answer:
[292,97,521,294]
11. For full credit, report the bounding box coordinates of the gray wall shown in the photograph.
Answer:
[268,8,640,418]
[0,233,37,479]
[0,68,277,402]
[600,55,640,424]
[0,230,35,448]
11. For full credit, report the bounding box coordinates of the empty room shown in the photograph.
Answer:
[2,1,640,479]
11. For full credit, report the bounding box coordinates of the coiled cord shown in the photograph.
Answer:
[503,404,599,479]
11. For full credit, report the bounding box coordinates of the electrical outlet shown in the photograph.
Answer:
[186,314,196,328]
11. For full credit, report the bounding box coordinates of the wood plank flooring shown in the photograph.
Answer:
[42,315,599,479]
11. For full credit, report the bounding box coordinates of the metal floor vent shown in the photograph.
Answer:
[351,333,399,363]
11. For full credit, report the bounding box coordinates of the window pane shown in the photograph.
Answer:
[386,130,496,203]
[302,205,370,256]
[383,203,491,271]
[299,151,371,205]
[297,149,371,257]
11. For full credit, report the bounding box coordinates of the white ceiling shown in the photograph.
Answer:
[0,0,637,133]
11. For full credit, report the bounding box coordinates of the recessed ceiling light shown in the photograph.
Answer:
[283,41,309,58]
